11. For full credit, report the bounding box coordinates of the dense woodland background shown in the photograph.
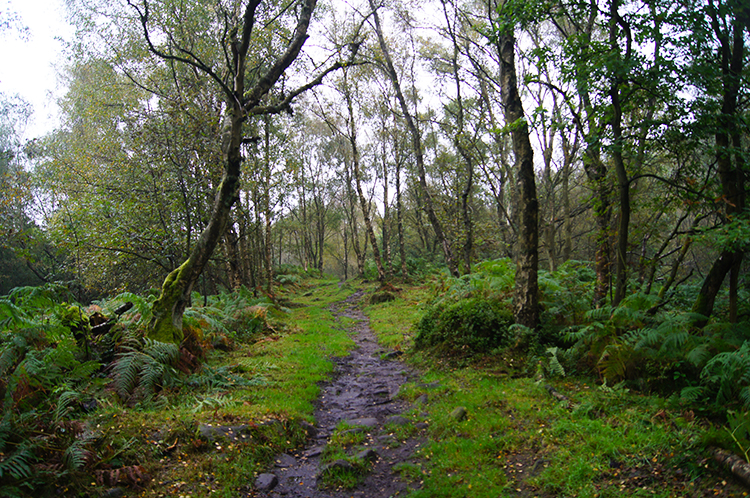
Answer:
[0,0,743,314]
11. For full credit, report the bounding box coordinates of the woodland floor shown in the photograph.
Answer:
[258,289,426,497]
[93,282,750,498]
[249,287,750,498]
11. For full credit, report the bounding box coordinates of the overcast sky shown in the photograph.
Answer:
[1,0,74,139]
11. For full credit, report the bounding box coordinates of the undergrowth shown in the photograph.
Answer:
[2,265,749,497]
[368,265,750,497]
[0,275,351,497]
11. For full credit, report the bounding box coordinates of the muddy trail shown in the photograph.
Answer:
[255,289,426,497]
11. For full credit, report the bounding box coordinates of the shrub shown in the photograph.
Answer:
[414,297,514,354]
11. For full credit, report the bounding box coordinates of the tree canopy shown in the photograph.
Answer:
[2,0,747,332]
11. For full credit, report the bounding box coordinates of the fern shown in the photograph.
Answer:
[54,390,80,422]
[545,347,566,377]
[584,307,613,323]
[679,385,705,404]
[699,341,750,408]
[184,306,232,336]
[186,364,267,390]
[0,485,26,498]
[0,299,32,329]
[685,343,712,368]
[97,291,154,330]
[112,339,180,402]
[191,394,232,413]
[112,348,140,398]
[143,339,179,365]
[0,443,34,480]
[0,340,21,379]
[598,343,631,381]
[62,438,89,471]
[7,284,71,312]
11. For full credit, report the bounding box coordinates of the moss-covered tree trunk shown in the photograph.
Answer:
[150,138,243,342]
[133,0,332,343]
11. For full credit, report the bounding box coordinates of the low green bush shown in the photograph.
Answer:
[414,297,513,354]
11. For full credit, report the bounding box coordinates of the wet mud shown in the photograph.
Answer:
[259,289,424,497]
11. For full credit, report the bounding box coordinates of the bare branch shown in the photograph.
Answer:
[126,0,234,99]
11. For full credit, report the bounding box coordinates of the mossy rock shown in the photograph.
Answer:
[369,291,396,305]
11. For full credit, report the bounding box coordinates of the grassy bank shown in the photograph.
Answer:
[0,277,356,498]
[363,282,748,497]
[127,279,356,498]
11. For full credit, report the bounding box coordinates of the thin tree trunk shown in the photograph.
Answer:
[223,223,242,289]
[552,0,611,306]
[561,131,575,262]
[497,29,539,329]
[396,148,408,278]
[610,0,631,307]
[440,0,475,275]
[342,71,385,282]
[344,160,366,276]
[542,133,557,272]
[342,224,349,280]
[369,0,460,277]
[381,148,392,276]
[263,116,274,295]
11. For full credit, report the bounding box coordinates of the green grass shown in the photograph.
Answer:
[12,277,748,497]
[361,284,748,498]
[80,277,356,498]
[365,284,430,350]
[392,370,745,497]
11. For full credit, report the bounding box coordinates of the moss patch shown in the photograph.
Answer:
[148,262,191,344]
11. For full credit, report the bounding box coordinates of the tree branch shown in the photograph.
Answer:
[126,0,234,100]
[243,0,317,110]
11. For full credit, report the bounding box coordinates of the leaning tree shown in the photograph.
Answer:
[125,0,357,343]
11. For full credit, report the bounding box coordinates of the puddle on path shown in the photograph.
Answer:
[259,290,424,497]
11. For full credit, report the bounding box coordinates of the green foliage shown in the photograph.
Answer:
[185,364,266,391]
[544,346,567,378]
[112,338,180,403]
[698,209,750,252]
[553,283,750,414]
[415,297,514,354]
[185,287,276,345]
[426,258,515,304]
[0,285,106,493]
[405,257,441,279]
[538,261,596,336]
[695,341,750,409]
[0,442,34,480]
[726,410,750,463]
[98,291,155,330]
[275,273,302,286]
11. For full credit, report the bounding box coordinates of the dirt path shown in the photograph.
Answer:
[258,290,424,497]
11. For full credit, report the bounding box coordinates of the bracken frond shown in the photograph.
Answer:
[54,390,82,422]
[112,346,145,399]
[680,385,705,404]
[62,438,89,471]
[545,347,566,377]
[0,444,34,480]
